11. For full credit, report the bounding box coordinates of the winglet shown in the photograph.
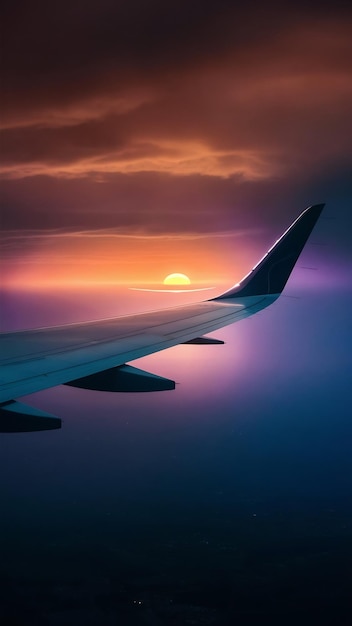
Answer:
[213,204,324,299]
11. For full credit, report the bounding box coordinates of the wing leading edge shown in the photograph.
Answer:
[0,204,324,431]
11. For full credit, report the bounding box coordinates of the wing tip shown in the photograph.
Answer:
[213,203,325,300]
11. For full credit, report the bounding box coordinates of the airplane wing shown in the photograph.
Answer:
[0,204,324,431]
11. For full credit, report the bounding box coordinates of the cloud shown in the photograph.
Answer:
[1,14,351,183]
[1,66,351,182]
[0,93,156,131]
[0,141,275,181]
[1,0,352,280]
[1,227,255,243]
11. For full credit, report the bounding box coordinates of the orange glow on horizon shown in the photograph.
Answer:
[1,230,258,290]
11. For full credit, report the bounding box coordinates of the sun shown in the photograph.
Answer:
[163,273,191,285]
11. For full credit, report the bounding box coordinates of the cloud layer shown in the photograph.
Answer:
[1,1,351,284]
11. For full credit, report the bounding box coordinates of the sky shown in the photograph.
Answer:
[1,0,352,288]
[1,5,352,622]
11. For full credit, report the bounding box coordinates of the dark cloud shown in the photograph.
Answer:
[1,1,351,121]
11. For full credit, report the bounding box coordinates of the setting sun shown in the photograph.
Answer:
[163,273,191,285]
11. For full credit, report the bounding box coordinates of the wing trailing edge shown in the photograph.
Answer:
[213,204,324,300]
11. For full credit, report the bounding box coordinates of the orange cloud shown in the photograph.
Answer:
[1,63,351,182]
[0,92,156,131]
[0,140,275,180]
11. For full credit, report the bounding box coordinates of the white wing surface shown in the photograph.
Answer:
[0,204,324,431]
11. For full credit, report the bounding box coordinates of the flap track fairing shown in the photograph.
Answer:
[182,336,225,344]
[65,364,175,392]
[0,401,61,432]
